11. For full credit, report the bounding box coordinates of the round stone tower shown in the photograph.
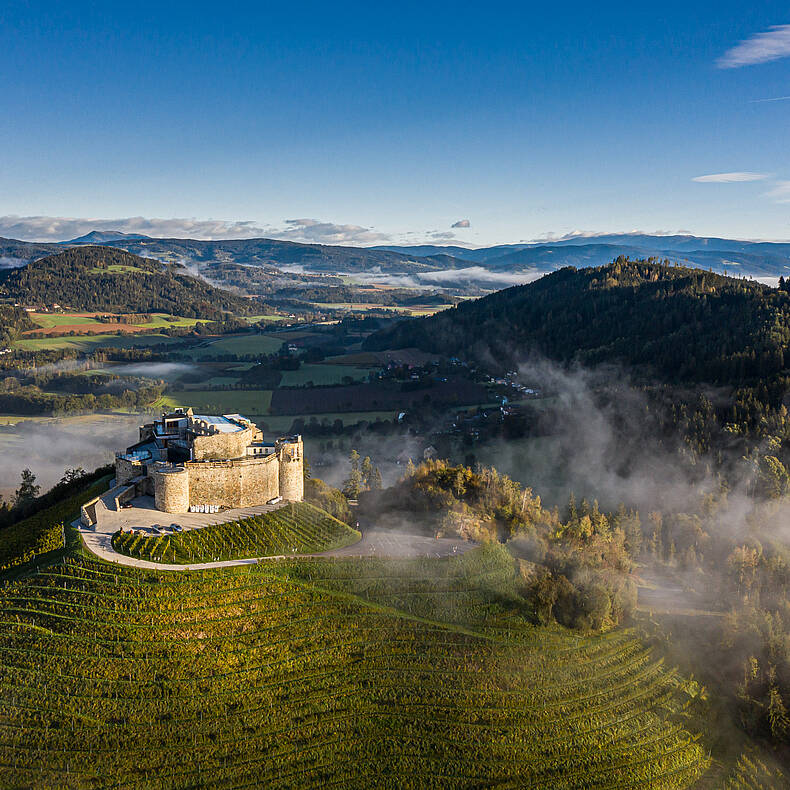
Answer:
[154,466,190,513]
[277,436,304,501]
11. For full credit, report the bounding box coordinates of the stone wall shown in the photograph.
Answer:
[277,437,304,501]
[186,454,280,509]
[154,467,190,513]
[191,426,254,461]
[115,457,143,486]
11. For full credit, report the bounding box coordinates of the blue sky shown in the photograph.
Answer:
[1,1,790,246]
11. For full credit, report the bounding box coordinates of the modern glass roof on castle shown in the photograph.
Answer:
[192,415,248,433]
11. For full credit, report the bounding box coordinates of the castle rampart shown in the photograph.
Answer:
[153,466,190,513]
[277,437,304,501]
[115,409,303,513]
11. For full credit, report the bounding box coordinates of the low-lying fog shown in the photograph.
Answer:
[0,415,142,499]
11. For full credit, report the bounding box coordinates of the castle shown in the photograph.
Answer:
[115,408,304,513]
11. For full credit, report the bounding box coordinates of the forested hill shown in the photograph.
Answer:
[0,246,252,318]
[365,258,790,385]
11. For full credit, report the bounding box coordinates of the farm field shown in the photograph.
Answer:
[279,363,374,387]
[113,502,361,562]
[312,302,446,316]
[184,333,284,358]
[243,313,289,324]
[24,311,210,335]
[261,410,400,434]
[12,333,178,352]
[0,544,714,788]
[270,378,489,415]
[153,389,273,415]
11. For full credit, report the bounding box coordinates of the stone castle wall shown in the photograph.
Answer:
[185,454,280,510]
[277,438,304,501]
[153,467,190,513]
[191,426,255,461]
[115,457,143,486]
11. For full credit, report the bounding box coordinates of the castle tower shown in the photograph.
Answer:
[276,436,304,501]
[153,466,190,513]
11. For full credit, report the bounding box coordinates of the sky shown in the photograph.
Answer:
[1,1,790,247]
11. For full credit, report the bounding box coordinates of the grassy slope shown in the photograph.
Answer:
[0,546,711,788]
[112,502,361,563]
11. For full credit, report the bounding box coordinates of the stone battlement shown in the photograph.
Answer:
[114,409,303,513]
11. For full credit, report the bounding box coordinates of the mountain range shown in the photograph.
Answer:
[0,231,789,284]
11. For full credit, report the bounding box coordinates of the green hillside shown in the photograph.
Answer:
[365,258,790,384]
[112,502,361,562]
[0,246,251,319]
[0,548,711,788]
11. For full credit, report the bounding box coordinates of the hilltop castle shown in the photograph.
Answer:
[115,408,304,513]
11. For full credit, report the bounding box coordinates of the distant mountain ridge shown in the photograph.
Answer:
[1,231,790,282]
[67,230,153,244]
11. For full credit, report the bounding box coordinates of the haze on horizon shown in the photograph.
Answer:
[1,1,790,246]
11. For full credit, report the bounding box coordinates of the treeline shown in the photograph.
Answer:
[275,285,458,307]
[0,247,252,318]
[0,382,164,415]
[364,460,639,631]
[0,305,34,345]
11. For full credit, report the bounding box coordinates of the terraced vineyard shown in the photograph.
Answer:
[111,502,361,563]
[0,546,712,788]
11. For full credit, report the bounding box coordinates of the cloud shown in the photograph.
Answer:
[451,219,471,228]
[0,215,273,242]
[530,229,694,243]
[764,181,790,203]
[279,218,390,245]
[692,172,769,183]
[750,95,790,103]
[718,24,790,69]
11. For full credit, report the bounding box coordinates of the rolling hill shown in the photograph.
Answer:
[0,246,252,318]
[365,258,790,384]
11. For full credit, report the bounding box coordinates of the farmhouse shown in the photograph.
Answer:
[114,408,304,513]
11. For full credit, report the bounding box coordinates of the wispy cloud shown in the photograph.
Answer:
[750,95,790,103]
[764,181,790,203]
[451,219,471,228]
[718,24,790,69]
[279,218,390,245]
[692,172,769,183]
[0,214,395,246]
[0,215,273,242]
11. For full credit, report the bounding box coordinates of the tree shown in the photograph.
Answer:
[14,469,40,507]
[371,467,383,490]
[58,467,86,486]
[361,456,373,489]
[342,450,363,499]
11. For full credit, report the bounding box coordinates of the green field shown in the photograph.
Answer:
[153,388,273,414]
[27,312,103,328]
[113,502,361,563]
[185,334,285,358]
[0,543,713,787]
[27,311,210,331]
[12,333,179,352]
[279,363,374,387]
[244,313,289,324]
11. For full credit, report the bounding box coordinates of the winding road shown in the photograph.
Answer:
[76,493,471,571]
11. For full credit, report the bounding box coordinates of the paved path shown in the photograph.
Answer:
[77,494,472,571]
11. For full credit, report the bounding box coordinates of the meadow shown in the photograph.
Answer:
[152,389,274,415]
